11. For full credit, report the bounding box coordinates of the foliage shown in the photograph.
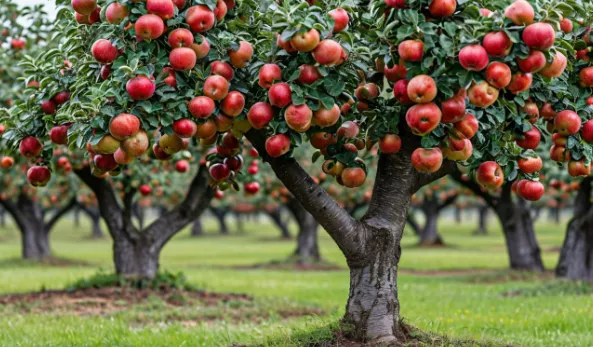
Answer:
[67,270,199,291]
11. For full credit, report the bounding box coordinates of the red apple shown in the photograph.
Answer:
[440,89,466,123]
[72,0,97,15]
[393,79,411,104]
[27,166,51,187]
[554,110,581,136]
[485,62,511,89]
[581,119,593,143]
[459,45,489,71]
[258,64,282,89]
[407,75,437,104]
[522,23,555,51]
[454,114,479,139]
[517,180,544,201]
[91,39,119,64]
[297,64,322,84]
[468,81,499,107]
[476,161,504,190]
[568,160,591,177]
[329,8,349,33]
[540,52,567,78]
[517,50,546,73]
[146,0,175,20]
[221,91,245,117]
[126,75,155,100]
[312,40,343,66]
[19,137,43,158]
[398,40,424,62]
[341,167,366,188]
[482,31,512,57]
[168,28,194,48]
[41,100,57,115]
[384,62,407,82]
[140,184,152,196]
[169,47,197,71]
[94,153,118,171]
[210,61,234,81]
[506,73,532,94]
[49,125,69,145]
[541,103,556,121]
[515,126,540,149]
[313,104,340,128]
[135,14,165,40]
[265,134,291,157]
[203,75,229,101]
[411,148,443,173]
[428,0,456,17]
[379,134,402,153]
[109,113,140,141]
[189,96,215,119]
[228,41,254,68]
[518,156,542,173]
[268,83,292,109]
[579,67,593,87]
[186,5,215,33]
[285,104,312,132]
[504,0,534,25]
[191,36,210,59]
[173,118,198,138]
[405,103,442,135]
[560,18,573,33]
[106,2,128,24]
[290,29,320,52]
[247,102,274,129]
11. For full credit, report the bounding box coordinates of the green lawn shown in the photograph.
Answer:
[0,211,591,347]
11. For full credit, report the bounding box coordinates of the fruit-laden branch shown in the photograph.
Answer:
[148,164,214,250]
[451,169,498,208]
[437,194,458,213]
[246,129,363,258]
[44,197,77,233]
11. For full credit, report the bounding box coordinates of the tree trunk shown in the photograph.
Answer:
[235,212,245,233]
[210,208,229,234]
[495,198,544,271]
[73,206,81,227]
[0,206,6,227]
[91,215,104,238]
[113,236,160,279]
[473,205,488,235]
[418,199,444,246]
[286,199,320,263]
[556,178,593,280]
[191,218,203,236]
[454,206,461,224]
[267,208,291,239]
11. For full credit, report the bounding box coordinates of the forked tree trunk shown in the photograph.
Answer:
[113,235,160,278]
[473,205,489,235]
[286,199,320,263]
[267,208,291,239]
[556,178,593,280]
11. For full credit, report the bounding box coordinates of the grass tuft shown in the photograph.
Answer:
[66,270,199,291]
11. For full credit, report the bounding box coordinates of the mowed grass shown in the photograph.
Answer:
[0,210,591,347]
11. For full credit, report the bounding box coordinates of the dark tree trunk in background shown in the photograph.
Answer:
[75,165,214,279]
[406,211,420,235]
[266,208,291,239]
[556,178,593,280]
[246,127,454,342]
[454,206,461,224]
[234,212,245,233]
[77,203,104,239]
[0,206,6,227]
[286,199,320,263]
[417,195,456,246]
[473,205,489,235]
[191,218,203,236]
[454,174,543,271]
[210,207,229,234]
[548,199,561,224]
[73,205,81,227]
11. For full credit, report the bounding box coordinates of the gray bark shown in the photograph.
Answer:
[210,207,229,234]
[418,195,456,246]
[286,199,320,263]
[556,178,593,280]
[473,205,489,235]
[266,208,291,239]
[191,218,203,236]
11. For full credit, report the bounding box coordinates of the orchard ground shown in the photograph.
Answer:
[0,212,591,347]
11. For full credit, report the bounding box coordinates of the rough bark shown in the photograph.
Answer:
[286,198,320,263]
[75,165,214,278]
[246,127,455,342]
[556,178,593,280]
[191,218,204,237]
[453,172,544,271]
[210,207,229,234]
[473,205,489,235]
[266,208,291,239]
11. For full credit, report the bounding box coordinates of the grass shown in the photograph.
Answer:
[0,210,591,346]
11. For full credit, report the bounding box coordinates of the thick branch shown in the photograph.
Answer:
[437,194,458,213]
[44,197,77,233]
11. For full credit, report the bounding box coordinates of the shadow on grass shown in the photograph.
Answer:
[503,280,593,297]
[0,256,93,269]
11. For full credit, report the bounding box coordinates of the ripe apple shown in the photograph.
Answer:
[224,155,243,171]
[405,103,442,136]
[506,72,532,94]
[228,41,254,68]
[244,181,260,194]
[504,0,534,25]
[91,39,119,64]
[440,88,466,123]
[518,156,542,174]
[554,110,581,136]
[515,126,540,149]
[482,31,512,57]
[285,104,312,132]
[49,125,69,145]
[384,62,407,82]
[428,0,456,17]
[210,61,234,81]
[27,166,51,187]
[126,75,155,100]
[19,136,43,158]
[94,153,118,171]
[540,103,556,121]
[114,148,134,165]
[378,134,401,154]
[191,36,210,59]
[221,91,245,117]
[41,100,57,115]
[522,102,539,124]
[442,139,472,161]
[247,102,274,129]
[458,45,489,71]
[297,64,322,84]
[188,96,215,119]
[135,14,165,40]
[322,160,345,176]
[159,133,185,155]
[121,130,149,157]
[517,50,546,73]
[258,64,282,89]
[276,34,296,54]
[337,121,360,139]
[385,0,406,8]
[312,40,343,66]
[106,2,128,24]
[310,132,336,149]
[476,161,504,190]
[100,65,111,80]
[568,160,592,177]
[72,0,97,15]
[265,133,291,157]
[194,119,217,139]
[109,113,140,141]
[540,52,567,78]
[407,75,437,104]
[146,0,175,20]
[329,8,349,33]
[209,163,231,181]
[485,62,511,89]
[517,180,544,201]
[398,40,424,62]
[411,148,443,173]
[341,167,366,188]
[170,47,197,71]
[290,29,320,52]
[581,119,593,143]
[468,81,499,107]
[454,114,479,139]
[0,156,14,169]
[203,75,229,101]
[214,113,234,132]
[522,23,555,51]
[186,5,215,33]
[560,18,573,33]
[139,185,152,196]
[173,119,198,138]
[549,145,569,162]
[393,79,411,104]
[355,84,380,100]
[168,28,194,48]
[53,91,71,105]
[268,83,292,108]
[312,104,341,128]
[579,67,593,87]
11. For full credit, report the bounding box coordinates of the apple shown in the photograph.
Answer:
[276,34,296,54]
[329,8,349,33]
[517,180,544,201]
[162,67,177,87]
[224,155,243,171]
[186,5,215,33]
[385,0,406,8]
[515,126,540,149]
[216,132,240,157]
[440,89,466,123]
[94,153,118,172]
[549,145,569,162]
[203,75,229,101]
[540,52,567,78]
[41,100,57,115]
[210,61,234,81]
[268,83,292,108]
[504,0,534,25]
[135,14,165,40]
[485,62,511,89]
[516,50,546,73]
[407,75,437,104]
[552,133,567,146]
[146,0,175,19]
[214,0,227,21]
[405,103,442,136]
[173,119,198,138]
[568,160,592,177]
[285,104,312,132]
[581,119,593,143]
[88,7,101,24]
[258,64,282,89]
[158,133,184,155]
[106,2,128,24]
[411,148,443,173]
[379,134,402,154]
[322,160,345,176]
[100,65,111,80]
[313,104,341,128]
[312,40,343,66]
[468,81,499,107]
[114,148,134,165]
[506,72,532,94]
[454,114,479,139]
[27,166,51,187]
[554,110,581,136]
[121,130,149,157]
[522,102,539,124]
[442,139,472,161]
[393,79,411,104]
[560,18,573,33]
[49,125,69,145]
[337,121,360,139]
[53,91,71,105]
[221,91,245,117]
[72,0,97,15]
[191,36,210,59]
[228,41,254,68]
[20,136,43,158]
[290,29,320,52]
[398,40,424,62]
[265,134,291,157]
[458,45,489,71]
[92,135,120,154]
[139,185,152,196]
[482,31,512,57]
[188,96,214,119]
[428,0,456,17]
[355,84,380,100]
[341,167,366,188]
[168,28,194,48]
[518,156,542,173]
[214,113,234,132]
[247,102,274,129]
[384,62,407,82]
[169,47,197,71]
[310,132,336,149]
[476,161,504,190]
[91,39,119,64]
[126,75,155,100]
[297,64,322,84]
[194,120,217,139]
[0,156,14,169]
[579,67,593,87]
[522,23,555,51]
[540,103,556,121]
[109,113,140,141]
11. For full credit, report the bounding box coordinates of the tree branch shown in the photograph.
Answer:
[44,197,77,234]
[451,169,498,208]
[245,129,363,259]
[437,194,458,213]
[0,197,30,234]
